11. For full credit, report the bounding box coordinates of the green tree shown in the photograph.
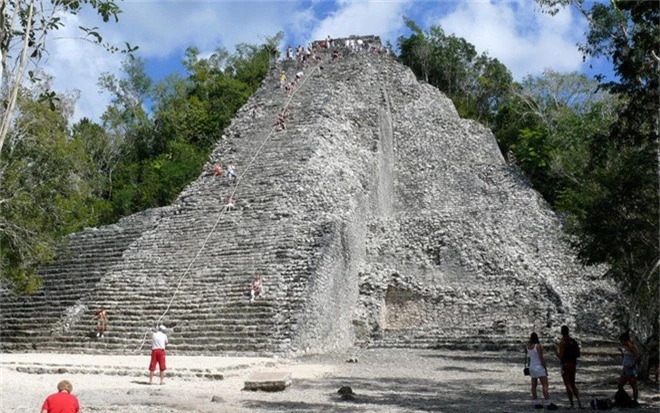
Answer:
[536,0,659,374]
[0,0,132,153]
[104,37,277,217]
[0,87,105,291]
[398,17,512,125]
[493,70,618,204]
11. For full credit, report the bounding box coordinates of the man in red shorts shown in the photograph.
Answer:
[41,380,79,413]
[557,325,583,409]
[149,324,168,385]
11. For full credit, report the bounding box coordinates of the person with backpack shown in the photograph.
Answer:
[557,325,583,409]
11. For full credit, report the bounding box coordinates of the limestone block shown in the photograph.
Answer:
[244,371,292,391]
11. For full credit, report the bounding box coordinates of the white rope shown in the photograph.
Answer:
[133,64,321,352]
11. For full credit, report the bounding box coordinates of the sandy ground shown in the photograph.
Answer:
[1,348,658,412]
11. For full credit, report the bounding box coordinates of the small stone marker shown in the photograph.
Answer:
[337,386,355,401]
[244,371,292,391]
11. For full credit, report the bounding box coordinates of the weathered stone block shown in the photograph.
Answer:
[243,371,292,391]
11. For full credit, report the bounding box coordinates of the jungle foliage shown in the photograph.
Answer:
[0,22,281,290]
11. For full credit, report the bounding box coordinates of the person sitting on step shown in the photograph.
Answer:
[284,81,296,96]
[250,275,263,302]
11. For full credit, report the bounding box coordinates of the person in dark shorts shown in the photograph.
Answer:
[617,332,641,402]
[556,325,582,409]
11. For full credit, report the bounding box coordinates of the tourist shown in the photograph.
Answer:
[41,380,79,413]
[250,274,263,303]
[274,113,286,132]
[93,307,108,338]
[284,81,293,96]
[526,332,558,410]
[149,325,168,385]
[226,195,235,211]
[556,325,582,409]
[212,162,223,179]
[226,163,236,181]
[280,71,286,88]
[617,331,641,402]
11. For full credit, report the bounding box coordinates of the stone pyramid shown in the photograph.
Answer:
[0,36,618,355]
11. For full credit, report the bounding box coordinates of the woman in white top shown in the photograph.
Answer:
[526,332,557,410]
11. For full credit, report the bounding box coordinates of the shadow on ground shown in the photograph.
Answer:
[242,374,528,412]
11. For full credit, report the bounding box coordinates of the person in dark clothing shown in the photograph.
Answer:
[556,325,582,409]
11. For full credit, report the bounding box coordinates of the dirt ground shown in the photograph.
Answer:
[1,348,658,412]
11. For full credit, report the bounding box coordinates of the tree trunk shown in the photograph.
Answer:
[0,0,35,154]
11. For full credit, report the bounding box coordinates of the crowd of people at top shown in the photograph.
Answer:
[283,35,389,66]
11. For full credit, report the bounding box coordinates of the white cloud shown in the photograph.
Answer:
[310,0,412,46]
[434,0,586,79]
[39,0,589,123]
[44,1,299,122]
[43,13,123,122]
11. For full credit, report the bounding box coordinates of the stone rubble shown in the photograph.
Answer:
[0,36,619,356]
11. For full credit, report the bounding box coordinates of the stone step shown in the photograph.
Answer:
[2,340,286,356]
[1,308,283,325]
[0,362,224,380]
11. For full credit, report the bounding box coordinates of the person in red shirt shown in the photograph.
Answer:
[212,163,223,179]
[41,380,79,413]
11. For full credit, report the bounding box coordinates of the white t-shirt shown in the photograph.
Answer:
[527,345,542,367]
[152,331,168,350]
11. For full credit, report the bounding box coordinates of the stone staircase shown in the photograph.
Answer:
[0,211,162,350]
[0,36,618,356]
[1,46,363,355]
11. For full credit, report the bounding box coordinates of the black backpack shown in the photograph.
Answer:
[613,388,639,408]
[564,338,581,361]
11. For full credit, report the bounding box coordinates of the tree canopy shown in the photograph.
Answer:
[1,26,281,291]
[0,0,135,153]
[398,17,513,125]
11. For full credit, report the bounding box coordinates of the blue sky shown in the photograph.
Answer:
[43,0,611,122]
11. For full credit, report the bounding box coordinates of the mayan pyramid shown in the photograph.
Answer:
[0,36,618,355]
